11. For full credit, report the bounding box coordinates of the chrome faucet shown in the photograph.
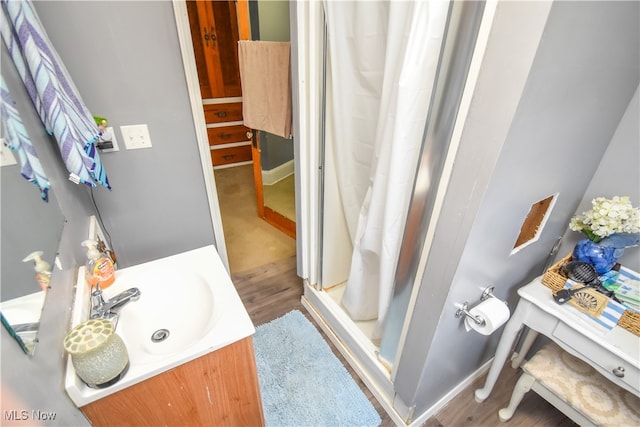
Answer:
[90,283,141,324]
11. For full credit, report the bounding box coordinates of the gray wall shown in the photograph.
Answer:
[35,1,216,268]
[2,2,215,424]
[257,0,290,42]
[557,87,640,271]
[392,0,639,417]
[260,131,294,171]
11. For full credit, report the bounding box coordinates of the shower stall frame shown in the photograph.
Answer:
[293,1,493,425]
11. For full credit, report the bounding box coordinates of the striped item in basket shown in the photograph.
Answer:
[562,278,626,330]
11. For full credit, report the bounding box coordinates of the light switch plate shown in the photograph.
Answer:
[0,140,18,166]
[120,124,152,150]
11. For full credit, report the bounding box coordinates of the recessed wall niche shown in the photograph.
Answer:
[512,194,557,254]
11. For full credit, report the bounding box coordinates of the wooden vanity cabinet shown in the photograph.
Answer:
[81,337,264,426]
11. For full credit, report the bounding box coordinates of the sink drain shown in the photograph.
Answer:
[151,329,170,343]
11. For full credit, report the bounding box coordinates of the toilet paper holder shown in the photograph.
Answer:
[455,286,497,326]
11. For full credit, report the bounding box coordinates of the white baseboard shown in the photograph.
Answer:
[262,159,294,185]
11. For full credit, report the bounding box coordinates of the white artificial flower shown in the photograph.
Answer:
[570,196,640,241]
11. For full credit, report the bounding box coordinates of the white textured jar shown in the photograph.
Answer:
[64,318,129,388]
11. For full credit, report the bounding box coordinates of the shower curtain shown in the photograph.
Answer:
[324,0,449,340]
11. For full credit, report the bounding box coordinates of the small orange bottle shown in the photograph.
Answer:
[82,240,115,289]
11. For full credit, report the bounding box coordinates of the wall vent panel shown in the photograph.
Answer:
[512,194,557,254]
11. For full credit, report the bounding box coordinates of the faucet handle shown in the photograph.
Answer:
[91,282,106,314]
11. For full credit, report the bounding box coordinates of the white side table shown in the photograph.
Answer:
[475,278,639,405]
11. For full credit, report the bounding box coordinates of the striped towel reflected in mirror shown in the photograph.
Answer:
[0,75,51,201]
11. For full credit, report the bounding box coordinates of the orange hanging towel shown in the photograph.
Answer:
[237,41,292,139]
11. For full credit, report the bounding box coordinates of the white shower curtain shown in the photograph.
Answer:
[324,0,449,341]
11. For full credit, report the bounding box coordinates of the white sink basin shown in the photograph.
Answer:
[115,269,219,358]
[64,245,254,407]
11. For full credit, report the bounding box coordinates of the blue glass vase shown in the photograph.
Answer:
[572,238,618,274]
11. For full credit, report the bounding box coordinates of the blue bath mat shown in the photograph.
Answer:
[253,310,382,427]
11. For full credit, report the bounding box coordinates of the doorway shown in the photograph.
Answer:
[184,0,296,274]
[215,164,295,273]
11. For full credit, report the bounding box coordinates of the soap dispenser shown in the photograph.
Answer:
[82,239,115,289]
[22,251,51,292]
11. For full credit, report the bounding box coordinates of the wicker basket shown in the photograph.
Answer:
[541,254,640,337]
[618,311,640,337]
[541,253,574,292]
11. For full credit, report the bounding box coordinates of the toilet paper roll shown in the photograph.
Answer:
[464,297,510,335]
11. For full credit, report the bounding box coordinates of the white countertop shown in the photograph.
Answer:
[64,245,255,407]
[518,278,639,365]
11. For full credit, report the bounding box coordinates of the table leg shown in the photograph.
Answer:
[498,372,535,422]
[474,302,527,402]
[511,328,538,369]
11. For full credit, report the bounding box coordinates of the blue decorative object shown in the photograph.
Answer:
[573,239,618,274]
[599,232,640,258]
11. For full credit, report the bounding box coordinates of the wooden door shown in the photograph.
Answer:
[189,1,242,98]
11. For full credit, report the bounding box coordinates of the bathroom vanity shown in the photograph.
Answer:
[64,246,264,426]
[81,337,262,426]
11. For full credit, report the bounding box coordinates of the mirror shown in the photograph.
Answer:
[0,43,66,356]
[251,1,296,237]
[0,171,64,356]
[259,130,295,223]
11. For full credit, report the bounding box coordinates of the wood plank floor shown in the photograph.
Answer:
[232,256,575,427]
